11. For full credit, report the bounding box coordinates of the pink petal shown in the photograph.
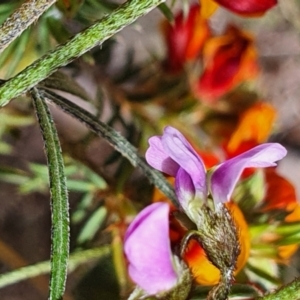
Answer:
[162,126,207,199]
[175,168,195,211]
[124,203,178,295]
[210,143,287,204]
[145,136,180,176]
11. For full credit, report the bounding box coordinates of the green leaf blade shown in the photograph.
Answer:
[0,0,165,107]
[31,88,69,300]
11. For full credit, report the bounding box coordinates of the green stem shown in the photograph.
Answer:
[0,246,110,289]
[259,278,300,300]
[0,0,165,107]
[41,89,178,207]
[31,88,69,300]
[0,0,57,53]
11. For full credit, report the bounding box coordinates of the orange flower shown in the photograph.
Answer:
[194,26,258,101]
[226,102,277,154]
[183,201,250,285]
[211,0,277,16]
[163,4,210,72]
[200,0,219,18]
[279,205,300,259]
[262,168,300,260]
[263,168,297,212]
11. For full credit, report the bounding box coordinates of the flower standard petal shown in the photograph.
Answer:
[161,126,207,200]
[210,143,287,204]
[124,202,178,295]
[146,136,180,176]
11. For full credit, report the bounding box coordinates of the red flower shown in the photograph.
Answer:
[193,25,258,102]
[213,0,277,16]
[262,168,297,212]
[261,168,300,260]
[163,4,210,72]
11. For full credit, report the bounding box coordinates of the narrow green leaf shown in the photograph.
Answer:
[0,38,19,70]
[158,3,173,21]
[0,246,110,289]
[0,166,29,185]
[31,88,69,300]
[259,278,300,300]
[72,192,95,224]
[0,2,19,24]
[0,111,34,126]
[77,206,107,244]
[246,263,280,286]
[40,71,92,102]
[276,232,300,246]
[5,27,31,77]
[70,160,107,189]
[41,89,178,207]
[0,0,165,107]
[275,222,300,236]
[66,179,97,192]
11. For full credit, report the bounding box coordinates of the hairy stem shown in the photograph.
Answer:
[0,0,57,53]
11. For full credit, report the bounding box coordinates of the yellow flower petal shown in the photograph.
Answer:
[227,102,276,152]
[200,0,219,19]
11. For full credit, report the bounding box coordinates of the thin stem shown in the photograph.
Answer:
[41,89,178,207]
[0,0,57,53]
[31,88,69,300]
[0,0,165,107]
[0,246,110,289]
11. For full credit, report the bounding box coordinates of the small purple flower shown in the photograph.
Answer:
[124,202,178,295]
[146,126,287,216]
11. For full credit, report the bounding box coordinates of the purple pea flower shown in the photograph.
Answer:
[145,126,287,219]
[124,202,181,296]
